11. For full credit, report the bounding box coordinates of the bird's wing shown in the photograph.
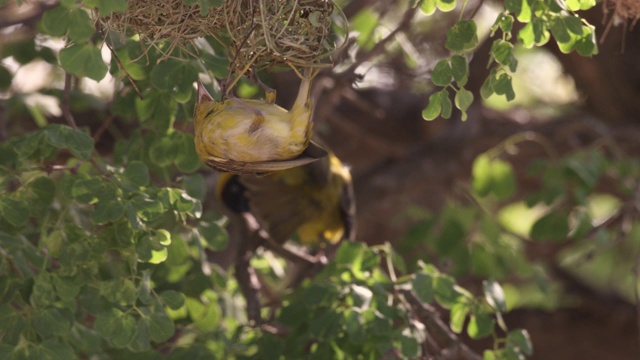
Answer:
[239,175,314,245]
[203,141,328,175]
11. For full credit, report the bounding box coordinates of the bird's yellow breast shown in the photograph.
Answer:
[194,99,310,163]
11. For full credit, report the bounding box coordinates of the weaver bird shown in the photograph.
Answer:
[194,68,326,174]
[211,150,355,323]
[216,149,356,249]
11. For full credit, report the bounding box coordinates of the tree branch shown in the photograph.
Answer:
[62,73,78,129]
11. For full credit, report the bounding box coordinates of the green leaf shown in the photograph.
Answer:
[44,124,94,159]
[455,88,474,120]
[130,196,164,222]
[309,310,341,340]
[399,334,420,358]
[467,312,494,339]
[149,136,178,167]
[100,278,138,305]
[422,91,442,121]
[564,16,583,35]
[59,44,108,81]
[112,313,137,348]
[472,155,516,198]
[531,18,550,46]
[71,177,100,204]
[436,0,457,12]
[480,74,495,99]
[66,128,94,159]
[29,176,56,207]
[161,291,186,310]
[52,275,80,301]
[147,312,175,342]
[175,133,201,173]
[155,229,171,246]
[514,0,533,22]
[149,248,168,264]
[87,0,128,15]
[68,8,95,43]
[198,222,228,250]
[95,308,124,339]
[201,53,230,78]
[432,59,453,86]
[576,26,598,56]
[530,211,568,241]
[519,23,535,48]
[550,16,571,44]
[445,20,478,52]
[507,329,533,355]
[504,0,521,15]
[491,40,518,72]
[566,0,596,11]
[40,340,75,360]
[412,271,434,303]
[494,73,515,101]
[450,301,469,333]
[0,197,29,227]
[95,309,133,347]
[433,275,458,308]
[420,0,437,15]
[450,55,468,86]
[41,7,71,36]
[150,59,198,93]
[33,308,72,338]
[437,216,466,257]
[350,9,379,50]
[136,235,154,262]
[483,280,507,312]
[491,159,516,199]
[500,14,514,34]
[335,241,365,266]
[129,319,151,352]
[123,160,150,187]
[440,90,452,119]
[91,200,124,224]
[183,174,206,201]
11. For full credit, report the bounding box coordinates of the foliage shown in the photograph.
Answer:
[421,0,598,121]
[0,0,620,359]
[399,135,640,310]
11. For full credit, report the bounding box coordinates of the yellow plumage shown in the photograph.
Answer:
[216,150,356,247]
[194,69,325,174]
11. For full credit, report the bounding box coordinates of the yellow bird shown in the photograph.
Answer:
[216,150,356,248]
[194,68,326,174]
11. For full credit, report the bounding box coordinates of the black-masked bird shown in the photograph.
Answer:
[216,149,356,249]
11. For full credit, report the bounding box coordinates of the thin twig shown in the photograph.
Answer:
[402,290,483,360]
[62,73,78,129]
[467,0,486,21]
[101,36,144,99]
[344,3,421,77]
[92,115,114,143]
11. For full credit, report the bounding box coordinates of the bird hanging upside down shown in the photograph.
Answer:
[193,68,327,174]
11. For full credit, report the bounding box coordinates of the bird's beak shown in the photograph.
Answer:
[197,81,214,104]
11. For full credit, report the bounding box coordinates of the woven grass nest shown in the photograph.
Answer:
[100,0,346,75]
[604,0,640,22]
